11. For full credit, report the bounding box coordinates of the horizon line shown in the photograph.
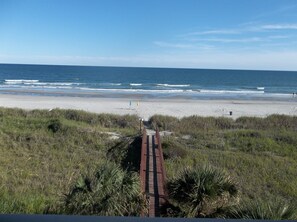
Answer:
[0,62,296,73]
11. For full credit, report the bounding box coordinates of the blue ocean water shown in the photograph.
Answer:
[0,63,297,100]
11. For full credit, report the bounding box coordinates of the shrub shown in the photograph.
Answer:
[214,117,234,130]
[227,199,296,220]
[47,119,62,133]
[167,165,238,217]
[63,162,145,216]
[149,115,179,131]
[107,136,142,171]
[162,139,188,159]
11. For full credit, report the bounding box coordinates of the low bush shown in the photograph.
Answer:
[162,139,188,159]
[167,165,237,217]
[63,162,145,216]
[227,199,296,220]
[47,119,62,133]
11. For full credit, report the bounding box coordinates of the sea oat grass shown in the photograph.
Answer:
[0,107,139,214]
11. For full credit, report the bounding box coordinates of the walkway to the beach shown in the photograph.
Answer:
[140,129,167,217]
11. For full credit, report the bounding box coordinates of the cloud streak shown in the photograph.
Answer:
[190,37,263,43]
[261,24,297,30]
[153,41,194,49]
[182,29,240,36]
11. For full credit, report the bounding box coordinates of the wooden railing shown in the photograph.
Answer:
[140,128,147,193]
[155,128,168,201]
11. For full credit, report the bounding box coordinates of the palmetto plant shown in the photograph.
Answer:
[167,165,238,217]
[63,162,145,216]
[228,199,296,220]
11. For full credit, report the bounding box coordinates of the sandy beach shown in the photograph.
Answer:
[0,94,296,120]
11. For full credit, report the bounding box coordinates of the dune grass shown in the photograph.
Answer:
[1,107,296,218]
[150,114,297,218]
[63,161,145,216]
[0,107,140,214]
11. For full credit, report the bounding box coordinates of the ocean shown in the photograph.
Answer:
[0,63,297,100]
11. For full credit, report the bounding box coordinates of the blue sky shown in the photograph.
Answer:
[1,0,297,70]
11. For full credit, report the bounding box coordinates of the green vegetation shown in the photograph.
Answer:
[167,165,238,217]
[150,114,297,219]
[227,199,296,220]
[63,162,145,216]
[0,107,141,215]
[1,107,296,219]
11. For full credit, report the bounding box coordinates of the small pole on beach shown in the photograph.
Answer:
[139,118,143,134]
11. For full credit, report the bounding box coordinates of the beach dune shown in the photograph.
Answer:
[0,94,296,120]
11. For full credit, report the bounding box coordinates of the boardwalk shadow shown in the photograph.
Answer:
[123,136,142,171]
[107,136,142,172]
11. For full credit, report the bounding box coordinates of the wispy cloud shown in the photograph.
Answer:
[189,37,263,43]
[182,29,240,36]
[153,41,194,49]
[181,23,297,40]
[267,35,290,39]
[260,24,297,30]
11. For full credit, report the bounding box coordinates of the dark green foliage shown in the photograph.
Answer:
[63,162,145,216]
[0,107,139,214]
[162,139,187,159]
[47,119,62,133]
[214,117,234,129]
[107,136,142,172]
[150,114,297,133]
[160,202,184,217]
[167,165,237,217]
[227,199,296,220]
[150,115,235,133]
[0,107,139,130]
[160,114,297,219]
[1,107,297,217]
[62,109,139,129]
[150,115,179,131]
[225,130,278,153]
[236,115,297,130]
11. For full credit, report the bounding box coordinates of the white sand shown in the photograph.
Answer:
[0,94,297,120]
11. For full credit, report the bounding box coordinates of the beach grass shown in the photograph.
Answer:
[150,114,297,217]
[0,107,296,218]
[0,107,139,214]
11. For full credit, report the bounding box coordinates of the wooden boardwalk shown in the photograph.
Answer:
[140,129,167,217]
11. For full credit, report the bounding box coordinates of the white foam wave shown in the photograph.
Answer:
[5,79,39,84]
[42,86,73,89]
[77,87,190,93]
[98,83,122,86]
[130,83,142,86]
[257,87,265,90]
[157,84,190,87]
[4,80,81,87]
[200,89,265,94]
[24,82,80,86]
[17,85,73,89]
[0,84,292,98]
[0,84,73,90]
